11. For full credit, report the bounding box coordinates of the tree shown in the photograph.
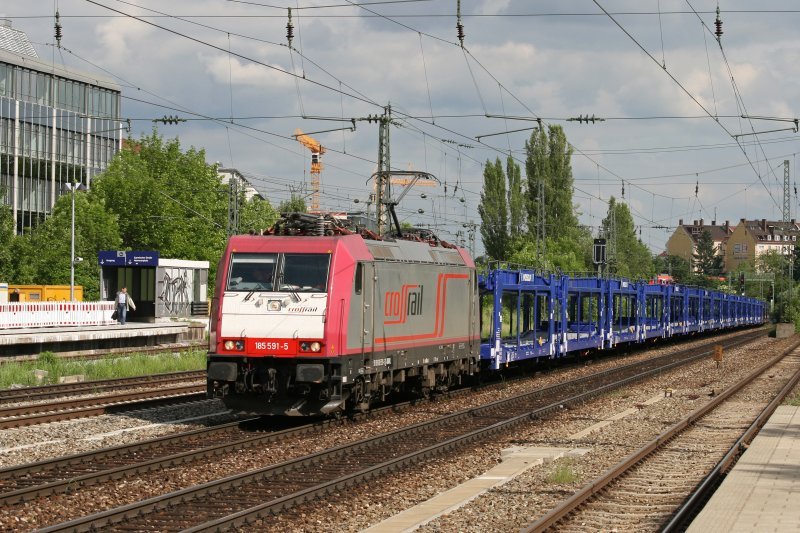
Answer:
[653,254,691,283]
[91,130,229,288]
[506,155,525,239]
[525,125,578,235]
[20,190,121,299]
[601,197,654,279]
[277,194,307,214]
[0,203,14,281]
[693,229,724,276]
[478,158,509,261]
[521,124,591,271]
[239,197,278,235]
[508,233,588,273]
[757,250,792,320]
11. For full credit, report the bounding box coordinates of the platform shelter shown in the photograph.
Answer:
[99,251,209,323]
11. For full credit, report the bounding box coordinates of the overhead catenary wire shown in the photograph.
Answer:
[25,1,784,245]
[85,0,383,108]
[84,0,494,192]
[17,7,800,18]
[315,1,730,231]
[594,0,783,214]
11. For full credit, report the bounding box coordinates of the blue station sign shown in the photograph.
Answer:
[98,250,159,267]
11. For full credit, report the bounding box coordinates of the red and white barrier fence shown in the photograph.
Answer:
[0,301,116,329]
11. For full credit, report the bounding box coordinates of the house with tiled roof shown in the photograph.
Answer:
[726,218,799,272]
[665,219,734,272]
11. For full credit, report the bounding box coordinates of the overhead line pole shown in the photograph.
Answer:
[785,160,793,309]
[374,105,392,236]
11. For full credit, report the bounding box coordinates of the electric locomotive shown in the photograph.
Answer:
[207,212,480,416]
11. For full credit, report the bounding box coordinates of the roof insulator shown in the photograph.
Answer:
[286,8,294,48]
[54,11,63,48]
[456,0,465,47]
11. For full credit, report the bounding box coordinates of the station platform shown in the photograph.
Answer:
[0,322,206,359]
[688,404,800,532]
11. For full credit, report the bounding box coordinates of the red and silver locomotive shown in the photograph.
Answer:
[207,213,480,416]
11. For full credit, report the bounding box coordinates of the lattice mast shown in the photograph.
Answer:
[784,160,790,223]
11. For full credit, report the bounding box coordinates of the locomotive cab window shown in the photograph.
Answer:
[280,254,330,292]
[227,253,277,291]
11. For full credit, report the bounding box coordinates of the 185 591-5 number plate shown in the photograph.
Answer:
[247,339,296,355]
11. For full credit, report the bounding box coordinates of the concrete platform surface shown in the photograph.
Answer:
[688,405,800,533]
[0,322,192,345]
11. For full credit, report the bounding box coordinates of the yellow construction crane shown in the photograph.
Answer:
[390,177,436,187]
[391,164,436,188]
[294,129,326,212]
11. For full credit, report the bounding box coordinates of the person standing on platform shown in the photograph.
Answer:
[116,287,136,325]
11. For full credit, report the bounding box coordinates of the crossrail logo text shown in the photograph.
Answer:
[384,284,424,324]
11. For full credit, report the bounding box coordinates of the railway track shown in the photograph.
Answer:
[522,338,800,532]
[0,414,368,505]
[0,370,204,402]
[33,330,764,532]
[0,372,207,429]
[0,375,502,505]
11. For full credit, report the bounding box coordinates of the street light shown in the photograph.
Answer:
[64,181,87,301]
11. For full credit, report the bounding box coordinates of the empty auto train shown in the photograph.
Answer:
[206,213,766,416]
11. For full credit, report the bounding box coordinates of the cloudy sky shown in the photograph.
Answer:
[4,1,800,255]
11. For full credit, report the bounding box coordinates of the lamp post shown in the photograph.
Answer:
[65,181,87,301]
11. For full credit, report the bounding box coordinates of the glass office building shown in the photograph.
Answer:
[0,20,122,233]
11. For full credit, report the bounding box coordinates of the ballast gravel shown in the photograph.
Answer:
[256,333,796,533]
[0,329,789,532]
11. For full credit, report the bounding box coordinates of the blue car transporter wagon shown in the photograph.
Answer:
[478,267,766,371]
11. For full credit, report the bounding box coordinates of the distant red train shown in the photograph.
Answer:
[207,213,480,416]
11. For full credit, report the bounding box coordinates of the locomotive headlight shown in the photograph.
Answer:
[223,340,245,351]
[299,341,322,353]
[268,300,281,311]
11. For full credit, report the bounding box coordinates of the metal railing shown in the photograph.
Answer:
[0,301,116,329]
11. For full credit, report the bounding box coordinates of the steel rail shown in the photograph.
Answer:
[520,336,800,533]
[0,402,403,505]
[0,370,205,402]
[36,330,765,532]
[0,368,512,504]
[0,386,206,429]
[662,343,800,532]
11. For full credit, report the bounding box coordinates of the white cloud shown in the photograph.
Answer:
[94,17,156,67]
[4,0,798,251]
[203,53,296,89]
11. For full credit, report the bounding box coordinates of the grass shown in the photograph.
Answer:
[547,459,581,484]
[604,388,632,400]
[0,350,207,389]
[784,392,800,406]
